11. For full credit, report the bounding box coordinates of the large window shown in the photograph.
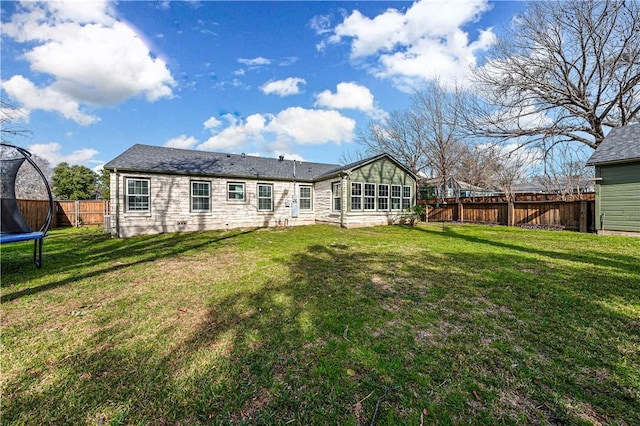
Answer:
[227,182,245,201]
[257,183,273,211]
[391,185,402,210]
[378,184,389,211]
[364,183,376,210]
[191,181,210,212]
[332,182,342,211]
[402,185,412,209]
[351,182,362,210]
[299,185,312,210]
[126,178,150,212]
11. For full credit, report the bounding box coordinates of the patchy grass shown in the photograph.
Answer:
[1,224,639,425]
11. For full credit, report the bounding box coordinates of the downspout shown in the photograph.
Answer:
[114,168,120,237]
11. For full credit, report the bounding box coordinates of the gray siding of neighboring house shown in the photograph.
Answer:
[595,162,640,233]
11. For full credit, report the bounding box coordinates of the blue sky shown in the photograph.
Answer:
[1,0,525,170]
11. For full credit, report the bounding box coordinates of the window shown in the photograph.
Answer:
[364,183,376,210]
[351,182,362,210]
[227,182,245,201]
[378,184,389,211]
[126,178,150,212]
[402,185,412,209]
[391,185,402,210]
[332,182,342,211]
[299,185,312,210]
[191,181,210,212]
[257,183,273,211]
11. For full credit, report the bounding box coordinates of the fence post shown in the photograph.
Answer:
[458,202,464,223]
[579,200,587,233]
[75,200,80,227]
[507,201,515,227]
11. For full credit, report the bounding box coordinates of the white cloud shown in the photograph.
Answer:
[199,113,267,151]
[203,116,222,129]
[28,142,99,166]
[315,82,387,120]
[238,57,271,66]
[2,1,175,124]
[197,107,355,151]
[323,0,495,90]
[261,78,306,97]
[2,75,99,125]
[164,135,199,149]
[266,107,355,145]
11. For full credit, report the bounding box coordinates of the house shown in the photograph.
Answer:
[419,177,499,199]
[103,144,418,237]
[586,124,640,235]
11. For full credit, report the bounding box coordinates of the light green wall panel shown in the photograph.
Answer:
[349,158,415,185]
[596,163,640,232]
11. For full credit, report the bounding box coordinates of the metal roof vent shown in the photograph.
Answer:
[278,155,284,161]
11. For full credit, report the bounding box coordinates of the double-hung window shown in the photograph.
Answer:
[332,182,342,211]
[364,183,376,210]
[257,183,273,211]
[378,184,389,211]
[299,185,312,211]
[402,185,412,209]
[351,182,362,210]
[391,185,402,210]
[191,181,211,212]
[126,178,150,212]
[227,182,245,201]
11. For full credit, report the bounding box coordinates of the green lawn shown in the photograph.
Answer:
[1,224,639,425]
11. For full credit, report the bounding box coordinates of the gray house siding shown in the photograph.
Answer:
[595,163,640,233]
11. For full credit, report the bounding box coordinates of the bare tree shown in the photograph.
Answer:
[1,100,31,143]
[357,109,430,175]
[537,145,595,200]
[473,0,640,151]
[15,155,53,200]
[456,144,503,194]
[412,81,471,199]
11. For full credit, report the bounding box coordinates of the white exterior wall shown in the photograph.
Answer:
[109,172,318,237]
[313,176,343,226]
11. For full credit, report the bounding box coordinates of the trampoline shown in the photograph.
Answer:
[1,143,54,267]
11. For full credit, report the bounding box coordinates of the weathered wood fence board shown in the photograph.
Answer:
[420,194,595,232]
[16,200,109,230]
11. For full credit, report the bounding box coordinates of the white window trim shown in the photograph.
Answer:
[257,183,273,212]
[227,181,246,201]
[378,184,390,211]
[191,180,211,213]
[391,184,402,211]
[332,182,342,212]
[351,182,363,211]
[125,177,150,213]
[299,185,313,211]
[402,185,412,209]
[364,183,376,211]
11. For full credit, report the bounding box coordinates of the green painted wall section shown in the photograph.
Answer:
[595,162,640,232]
[349,158,415,186]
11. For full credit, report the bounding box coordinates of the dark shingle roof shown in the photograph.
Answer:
[586,124,640,165]
[103,144,341,181]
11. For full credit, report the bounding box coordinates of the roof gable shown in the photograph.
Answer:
[317,153,418,181]
[586,124,640,165]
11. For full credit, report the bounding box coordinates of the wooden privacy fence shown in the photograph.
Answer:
[15,200,110,230]
[420,193,595,232]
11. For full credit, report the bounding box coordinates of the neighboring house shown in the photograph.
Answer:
[419,177,498,199]
[103,144,417,237]
[586,124,640,235]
